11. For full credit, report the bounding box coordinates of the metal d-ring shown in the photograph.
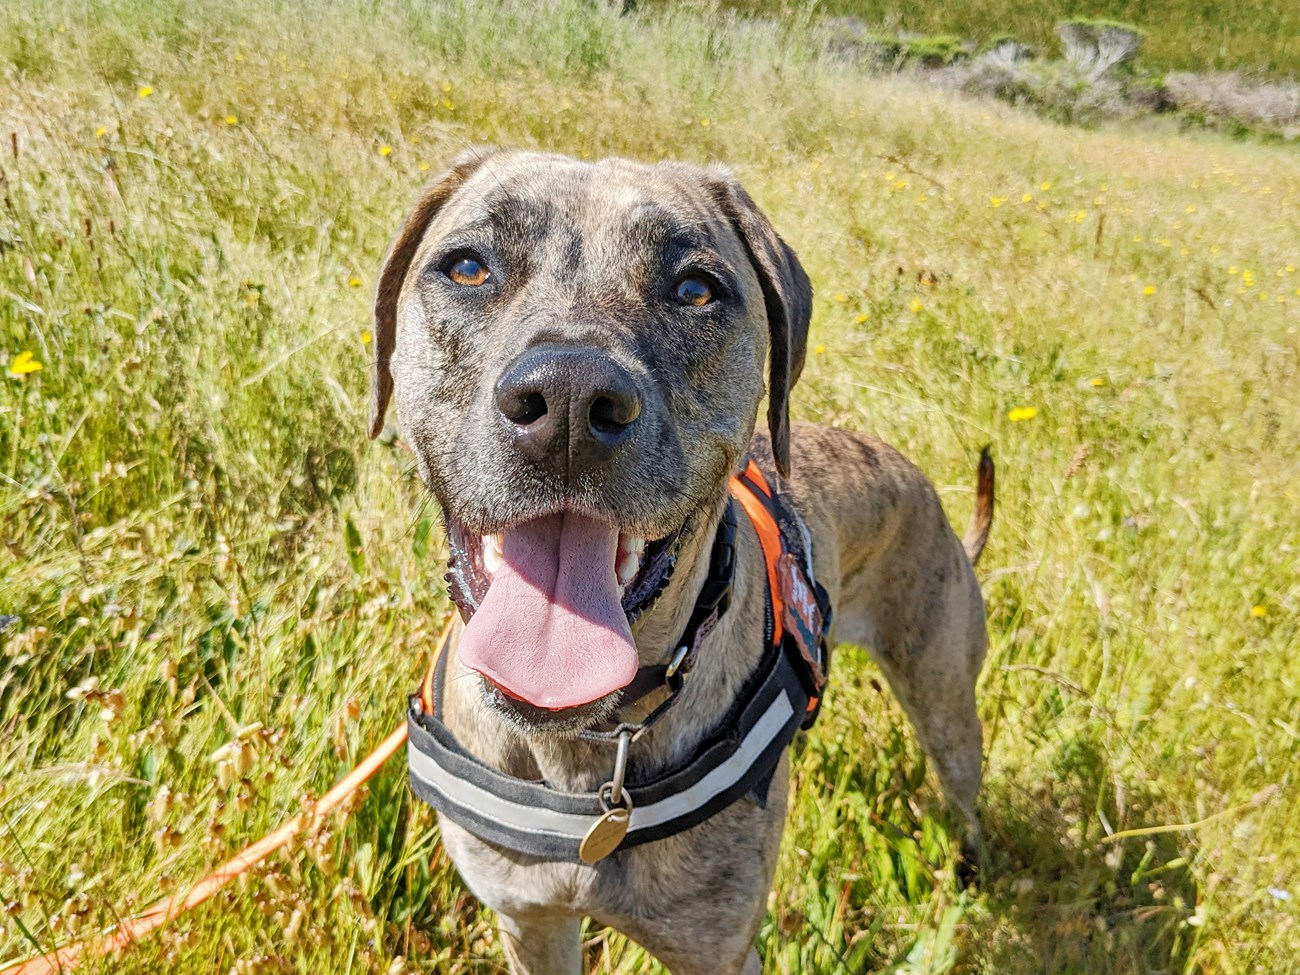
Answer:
[599,783,633,814]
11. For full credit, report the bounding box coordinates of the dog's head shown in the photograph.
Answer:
[372,148,810,730]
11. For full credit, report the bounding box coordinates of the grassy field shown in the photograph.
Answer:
[707,0,1300,77]
[1,1,1298,973]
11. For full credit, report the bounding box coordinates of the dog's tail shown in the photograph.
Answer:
[962,446,995,566]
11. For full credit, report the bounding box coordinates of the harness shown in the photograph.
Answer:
[406,458,832,863]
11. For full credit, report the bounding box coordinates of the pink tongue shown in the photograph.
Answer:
[458,513,638,709]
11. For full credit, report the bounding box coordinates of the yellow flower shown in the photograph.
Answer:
[909,299,923,313]
[1143,285,1156,296]
[379,145,393,157]
[1251,605,1267,618]
[7,350,43,376]
[95,126,108,137]
[441,81,452,93]
[348,276,362,288]
[990,196,1006,208]
[699,118,710,127]
[419,162,431,171]
[813,344,826,354]
[361,330,373,345]
[833,292,848,303]
[1007,406,1038,422]
[225,114,238,126]
[854,314,868,324]
[1089,377,1106,387]
[442,99,455,111]
[1021,193,1033,203]
[138,86,154,98]
[1039,181,1052,191]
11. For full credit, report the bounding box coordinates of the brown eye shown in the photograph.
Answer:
[447,255,490,287]
[674,276,714,306]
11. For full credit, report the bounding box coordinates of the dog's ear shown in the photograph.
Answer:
[707,172,812,477]
[370,146,501,439]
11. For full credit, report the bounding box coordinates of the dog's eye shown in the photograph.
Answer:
[674,276,714,307]
[446,255,490,287]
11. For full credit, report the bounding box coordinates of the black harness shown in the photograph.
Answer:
[406,458,832,863]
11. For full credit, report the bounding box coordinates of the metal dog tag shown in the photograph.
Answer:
[578,807,630,863]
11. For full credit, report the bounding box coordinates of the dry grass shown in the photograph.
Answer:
[1,1,1298,973]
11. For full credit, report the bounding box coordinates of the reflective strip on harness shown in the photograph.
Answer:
[407,638,807,861]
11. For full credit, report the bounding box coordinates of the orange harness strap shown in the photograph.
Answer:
[728,460,786,644]
[728,459,827,718]
[0,621,455,975]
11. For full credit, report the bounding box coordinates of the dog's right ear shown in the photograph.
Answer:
[370,146,501,439]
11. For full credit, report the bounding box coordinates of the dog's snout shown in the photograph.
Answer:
[494,345,642,475]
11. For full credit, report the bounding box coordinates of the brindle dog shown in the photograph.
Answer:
[371,147,992,975]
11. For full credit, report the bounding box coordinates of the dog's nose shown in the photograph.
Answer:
[495,345,642,474]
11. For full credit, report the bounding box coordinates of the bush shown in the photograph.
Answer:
[1056,19,1145,80]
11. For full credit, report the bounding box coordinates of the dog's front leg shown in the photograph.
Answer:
[497,912,581,975]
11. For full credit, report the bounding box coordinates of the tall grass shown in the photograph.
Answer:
[1,1,1297,972]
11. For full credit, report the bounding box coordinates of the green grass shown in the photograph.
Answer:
[1,1,1298,973]
[706,0,1300,77]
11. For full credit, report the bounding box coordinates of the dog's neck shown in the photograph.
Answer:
[439,489,770,795]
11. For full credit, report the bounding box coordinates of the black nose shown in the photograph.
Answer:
[494,345,642,477]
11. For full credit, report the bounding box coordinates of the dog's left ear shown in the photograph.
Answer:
[370,146,502,439]
[707,172,812,477]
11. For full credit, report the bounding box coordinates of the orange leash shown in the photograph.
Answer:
[0,622,453,975]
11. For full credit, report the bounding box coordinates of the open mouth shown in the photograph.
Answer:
[444,512,683,714]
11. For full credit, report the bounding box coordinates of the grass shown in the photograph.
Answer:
[704,0,1300,78]
[1,0,1298,972]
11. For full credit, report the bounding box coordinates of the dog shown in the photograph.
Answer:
[370,147,992,975]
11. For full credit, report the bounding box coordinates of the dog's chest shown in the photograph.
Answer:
[437,815,652,918]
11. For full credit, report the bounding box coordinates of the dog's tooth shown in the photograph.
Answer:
[625,535,646,557]
[616,550,639,588]
[483,533,503,575]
